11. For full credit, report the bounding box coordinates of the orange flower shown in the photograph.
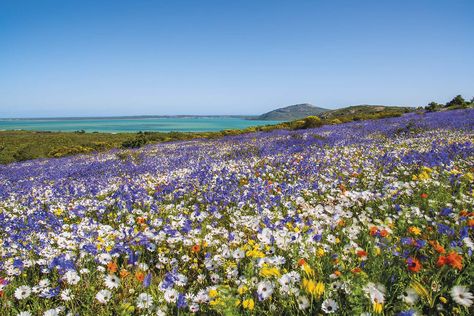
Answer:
[446,251,463,270]
[297,258,307,266]
[334,270,342,277]
[119,269,129,278]
[468,219,474,227]
[437,252,462,270]
[420,193,428,199]
[107,261,118,273]
[369,226,378,236]
[356,250,368,258]
[135,271,145,282]
[429,240,445,254]
[437,255,448,267]
[407,257,422,272]
[380,229,389,237]
[136,217,146,224]
[351,267,361,274]
[191,244,201,253]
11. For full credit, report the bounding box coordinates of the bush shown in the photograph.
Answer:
[301,116,323,129]
[48,146,94,158]
[13,145,39,161]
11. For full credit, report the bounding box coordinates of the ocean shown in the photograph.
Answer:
[0,117,280,133]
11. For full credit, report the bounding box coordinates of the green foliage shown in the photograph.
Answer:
[425,102,442,112]
[301,116,323,129]
[445,94,467,108]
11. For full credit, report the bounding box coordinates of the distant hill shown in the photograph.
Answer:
[318,105,413,120]
[255,103,329,121]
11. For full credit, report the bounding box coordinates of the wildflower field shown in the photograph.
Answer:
[0,109,473,316]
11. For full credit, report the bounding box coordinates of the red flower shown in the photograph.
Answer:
[407,257,422,272]
[437,252,462,270]
[420,193,428,199]
[369,226,378,236]
[437,255,448,267]
[446,251,463,270]
[191,244,201,253]
[357,250,368,258]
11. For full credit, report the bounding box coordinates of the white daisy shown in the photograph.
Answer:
[189,302,199,313]
[136,292,154,309]
[14,285,32,300]
[363,282,386,304]
[257,280,274,300]
[164,288,178,303]
[63,270,80,285]
[450,285,473,307]
[104,274,120,289]
[17,312,32,316]
[297,295,309,310]
[95,289,112,304]
[399,287,419,305]
[60,289,74,301]
[43,309,59,316]
[321,298,339,314]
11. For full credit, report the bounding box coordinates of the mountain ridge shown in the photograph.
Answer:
[254,103,329,121]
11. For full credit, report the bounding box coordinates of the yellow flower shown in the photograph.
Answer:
[439,296,447,304]
[317,248,325,257]
[246,249,265,258]
[260,266,280,278]
[303,279,324,297]
[373,302,383,314]
[408,226,421,235]
[209,289,218,298]
[374,246,381,256]
[302,263,314,277]
[242,298,255,310]
[238,285,248,295]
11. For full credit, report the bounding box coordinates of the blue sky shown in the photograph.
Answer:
[0,0,473,117]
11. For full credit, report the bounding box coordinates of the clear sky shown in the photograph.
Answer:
[0,0,473,118]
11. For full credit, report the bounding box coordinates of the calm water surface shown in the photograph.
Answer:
[0,117,280,133]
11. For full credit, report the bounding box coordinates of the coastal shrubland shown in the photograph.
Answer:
[0,109,473,315]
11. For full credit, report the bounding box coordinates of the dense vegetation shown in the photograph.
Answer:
[0,109,472,315]
[0,105,412,164]
[425,95,474,112]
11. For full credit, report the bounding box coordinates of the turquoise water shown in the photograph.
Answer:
[0,117,280,133]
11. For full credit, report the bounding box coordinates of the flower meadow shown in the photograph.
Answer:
[0,110,473,316]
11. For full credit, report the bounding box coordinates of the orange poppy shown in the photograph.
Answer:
[297,258,307,266]
[356,250,368,258]
[420,193,428,199]
[380,229,389,237]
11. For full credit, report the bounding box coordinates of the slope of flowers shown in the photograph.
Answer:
[0,109,473,315]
